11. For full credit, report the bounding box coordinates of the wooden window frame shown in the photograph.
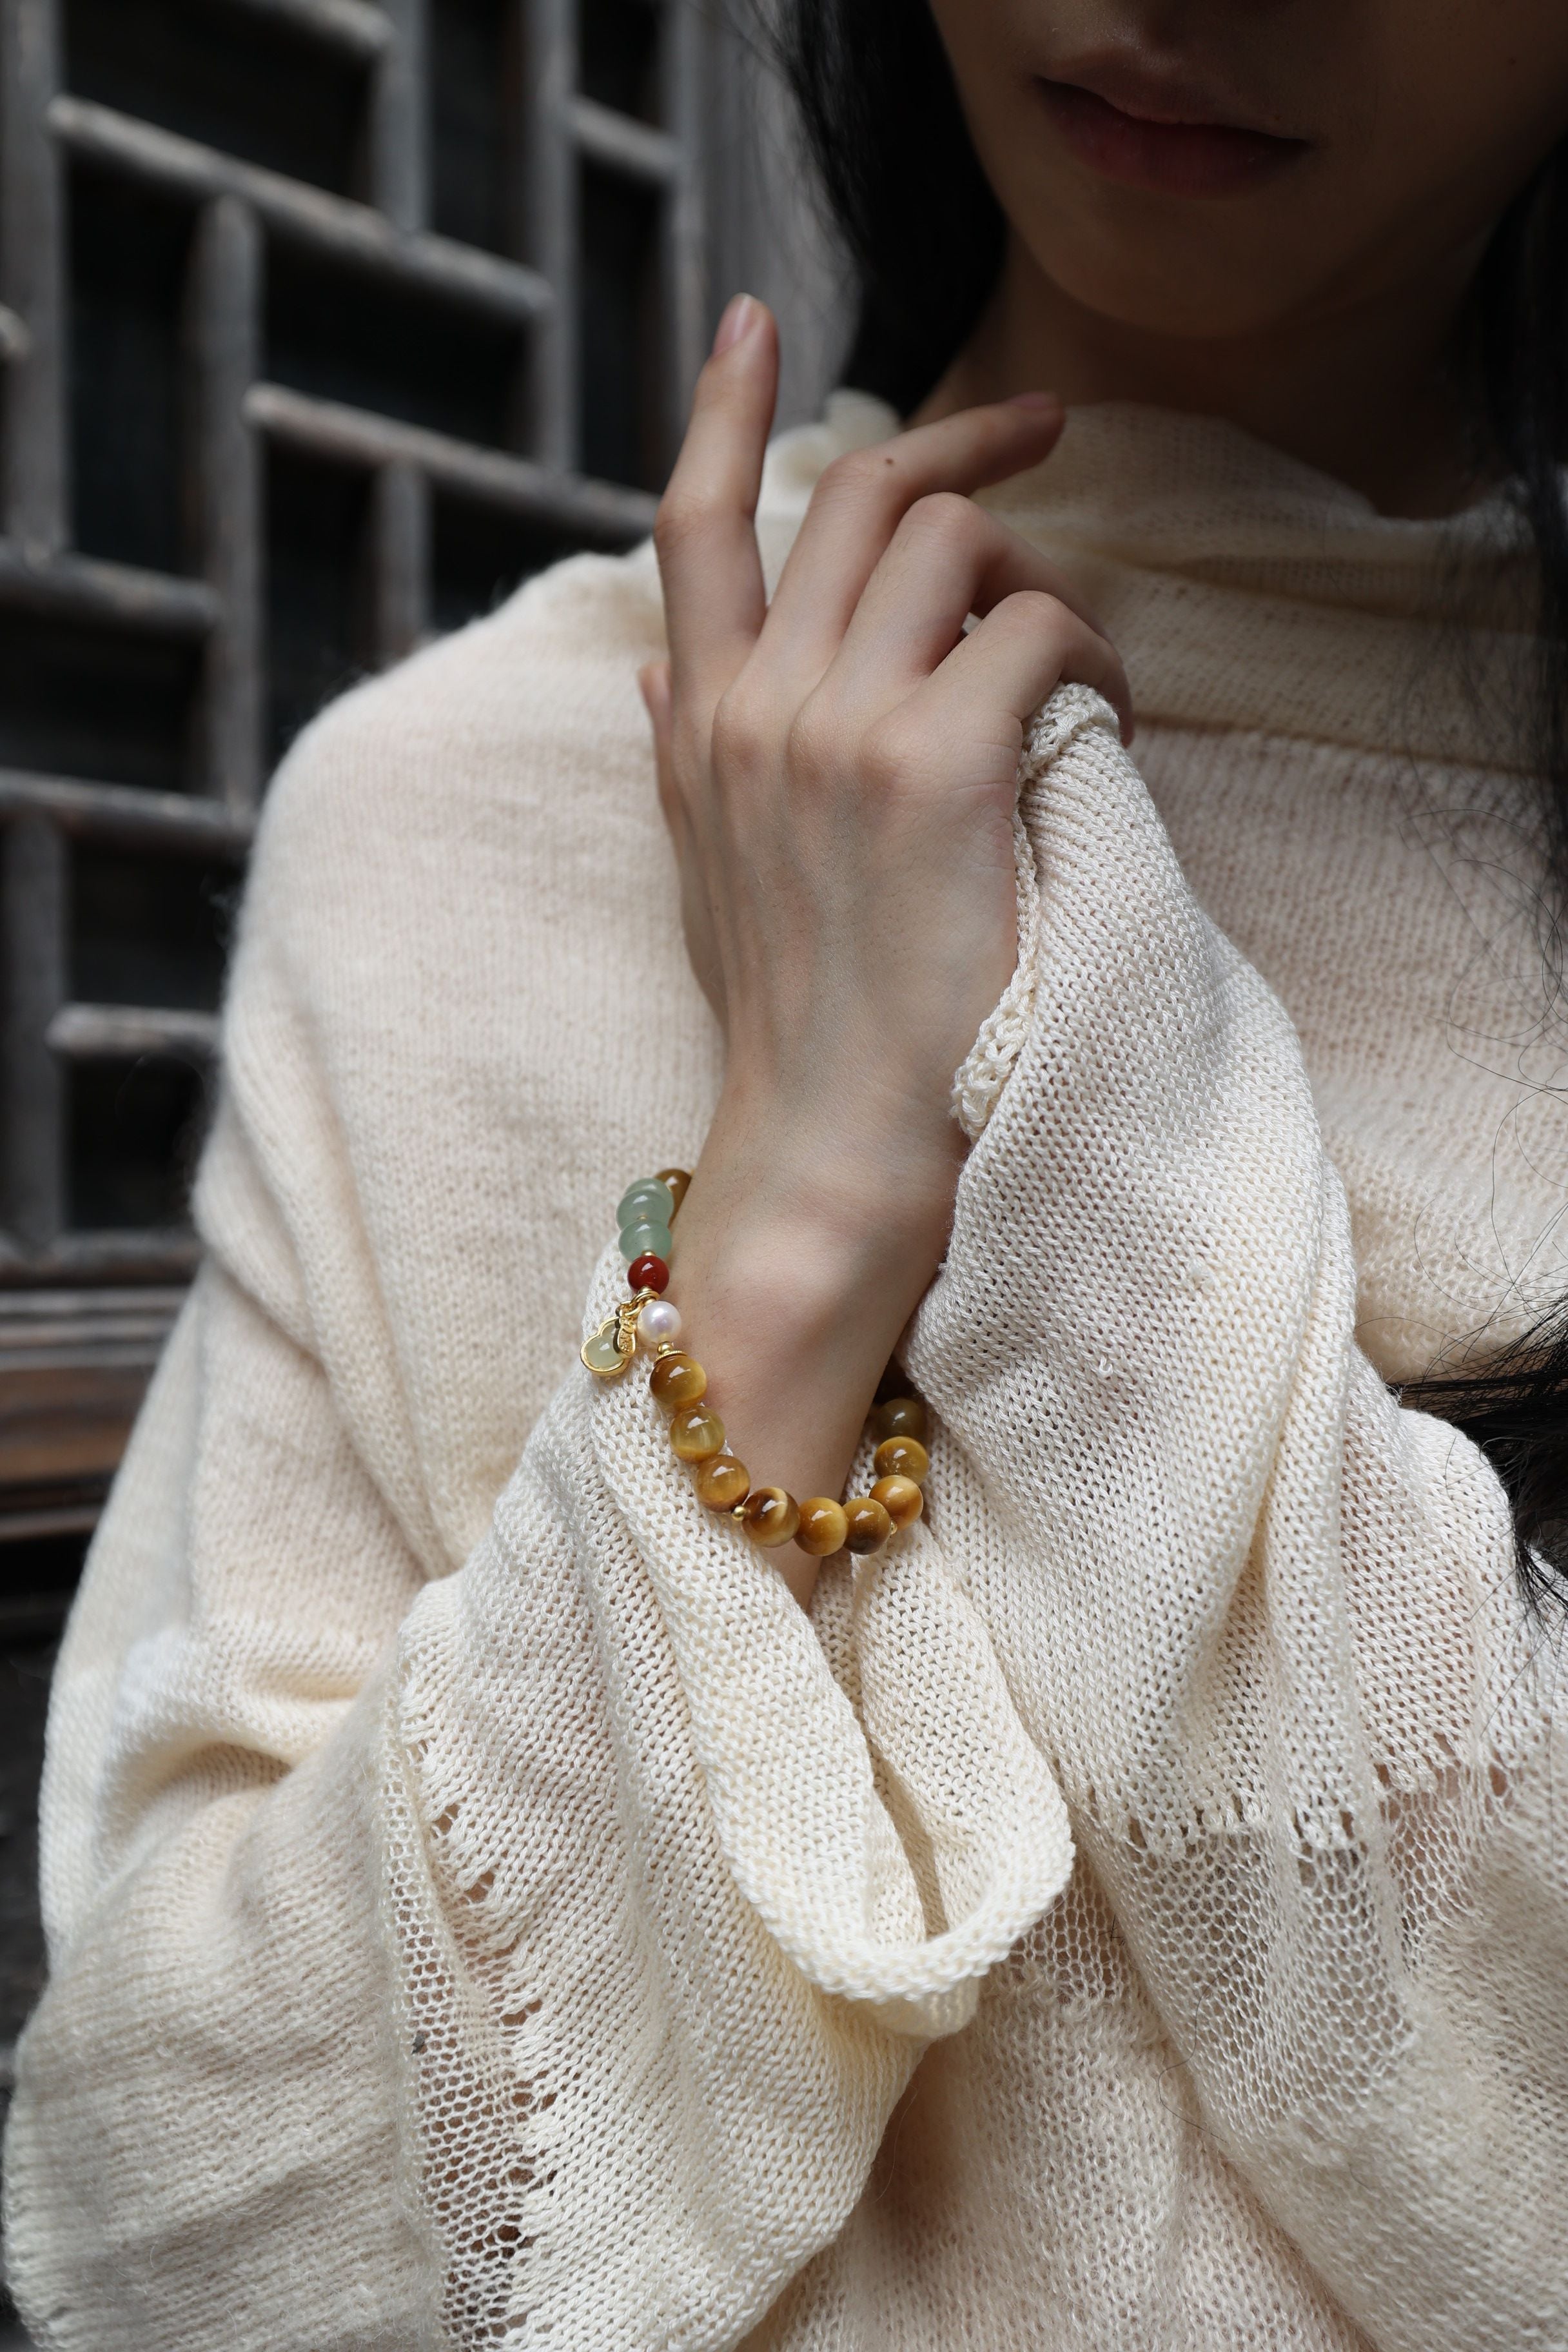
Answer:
[0,0,831,1548]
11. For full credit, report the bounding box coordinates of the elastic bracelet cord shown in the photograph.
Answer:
[582,1169,929,1558]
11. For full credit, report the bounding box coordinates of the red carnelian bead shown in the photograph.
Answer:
[627,1253,669,1293]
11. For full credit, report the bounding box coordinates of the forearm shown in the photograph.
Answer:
[668,1075,965,1607]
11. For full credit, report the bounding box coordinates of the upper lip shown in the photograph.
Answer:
[1043,54,1302,141]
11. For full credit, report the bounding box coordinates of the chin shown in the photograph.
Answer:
[1035,237,1308,343]
[995,147,1335,346]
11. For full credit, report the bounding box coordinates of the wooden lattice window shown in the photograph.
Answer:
[0,0,806,1567]
[0,18,839,2256]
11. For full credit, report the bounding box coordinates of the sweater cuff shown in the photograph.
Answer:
[580,1242,1073,2037]
[951,685,1123,1140]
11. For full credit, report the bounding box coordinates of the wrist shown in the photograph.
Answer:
[672,1202,905,1378]
[686,1074,963,1286]
[670,1105,950,1413]
[637,1109,951,1611]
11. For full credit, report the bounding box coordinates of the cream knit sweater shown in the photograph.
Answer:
[7,394,1568,2351]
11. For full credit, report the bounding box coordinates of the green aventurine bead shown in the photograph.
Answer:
[617,1179,672,1230]
[620,1220,673,1264]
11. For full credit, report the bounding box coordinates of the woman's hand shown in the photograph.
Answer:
[639,295,1130,1603]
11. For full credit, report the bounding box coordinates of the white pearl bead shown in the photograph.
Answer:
[638,1299,681,1349]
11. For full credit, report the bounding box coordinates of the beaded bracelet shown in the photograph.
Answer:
[582,1168,929,1558]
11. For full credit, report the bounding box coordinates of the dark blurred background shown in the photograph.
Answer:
[0,0,841,2330]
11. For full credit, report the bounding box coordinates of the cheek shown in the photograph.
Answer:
[1359,0,1568,242]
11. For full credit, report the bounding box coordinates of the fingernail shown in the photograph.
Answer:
[712,293,757,357]
[1006,390,1060,411]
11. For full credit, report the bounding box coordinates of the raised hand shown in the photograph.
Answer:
[640,293,1130,1601]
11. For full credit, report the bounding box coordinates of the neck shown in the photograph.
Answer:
[912,233,1493,520]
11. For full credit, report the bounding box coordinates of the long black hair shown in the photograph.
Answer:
[770,0,1568,1614]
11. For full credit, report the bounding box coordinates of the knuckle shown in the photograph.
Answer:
[710,681,774,772]
[781,698,838,784]
[1003,587,1073,634]
[652,492,710,559]
[903,490,981,551]
[815,446,896,505]
[859,714,921,792]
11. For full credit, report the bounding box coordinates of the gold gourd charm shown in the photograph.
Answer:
[580,1298,647,1378]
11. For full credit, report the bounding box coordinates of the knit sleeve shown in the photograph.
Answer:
[1,765,1070,2346]
[894,685,1568,2351]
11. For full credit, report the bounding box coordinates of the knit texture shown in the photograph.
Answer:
[6,395,1568,2349]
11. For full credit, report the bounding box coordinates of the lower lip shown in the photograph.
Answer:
[1037,79,1306,199]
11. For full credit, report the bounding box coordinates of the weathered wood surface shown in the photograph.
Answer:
[246,379,658,538]
[0,1289,181,1540]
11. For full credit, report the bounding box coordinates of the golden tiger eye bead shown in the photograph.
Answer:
[796,1498,849,1557]
[740,1487,801,1547]
[871,1474,923,1530]
[843,1496,894,1554]
[695,1454,750,1509]
[650,1351,705,1411]
[656,1166,692,1218]
[670,1404,725,1462]
[872,1395,928,1446]
[873,1435,929,1484]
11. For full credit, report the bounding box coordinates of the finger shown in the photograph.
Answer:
[639,658,676,816]
[642,656,695,873]
[817,491,1112,718]
[757,395,1069,691]
[652,294,778,707]
[642,658,727,1023]
[907,590,1135,750]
